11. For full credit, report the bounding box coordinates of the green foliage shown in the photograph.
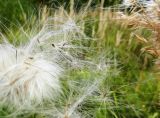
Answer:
[0,0,37,31]
[80,13,159,117]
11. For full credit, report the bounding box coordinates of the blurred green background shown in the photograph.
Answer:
[0,0,121,30]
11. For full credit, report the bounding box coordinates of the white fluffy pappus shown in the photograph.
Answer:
[0,43,62,107]
[0,16,81,108]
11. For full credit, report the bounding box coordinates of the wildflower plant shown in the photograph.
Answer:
[0,6,117,117]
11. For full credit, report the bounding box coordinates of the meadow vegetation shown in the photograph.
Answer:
[0,0,159,118]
